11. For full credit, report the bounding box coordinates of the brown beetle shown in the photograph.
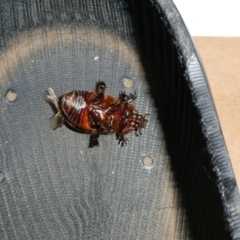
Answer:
[43,81,149,147]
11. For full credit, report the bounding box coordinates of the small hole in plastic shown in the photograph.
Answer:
[143,156,154,168]
[0,172,5,183]
[6,90,18,102]
[123,78,134,88]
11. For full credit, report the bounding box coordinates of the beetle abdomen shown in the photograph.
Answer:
[61,90,89,126]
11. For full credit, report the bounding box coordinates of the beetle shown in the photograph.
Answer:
[43,81,149,148]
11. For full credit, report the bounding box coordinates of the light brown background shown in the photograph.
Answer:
[193,37,240,189]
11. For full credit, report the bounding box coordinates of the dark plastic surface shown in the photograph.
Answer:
[0,0,239,239]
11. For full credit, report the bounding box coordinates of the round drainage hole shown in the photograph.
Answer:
[143,157,154,168]
[6,90,18,102]
[122,78,134,88]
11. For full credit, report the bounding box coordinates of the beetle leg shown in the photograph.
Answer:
[89,133,100,148]
[119,91,127,103]
[127,92,137,103]
[96,81,106,94]
[119,91,137,103]
[91,82,107,104]
[89,120,110,148]
[88,106,112,132]
[135,129,139,137]
[116,133,128,146]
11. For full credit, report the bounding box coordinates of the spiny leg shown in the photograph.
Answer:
[96,81,106,94]
[91,81,107,104]
[119,91,137,103]
[116,133,128,147]
[89,133,100,148]
[127,92,137,102]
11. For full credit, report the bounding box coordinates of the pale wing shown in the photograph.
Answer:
[49,112,64,130]
[43,88,59,112]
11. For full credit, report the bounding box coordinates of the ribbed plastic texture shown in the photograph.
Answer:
[0,0,237,239]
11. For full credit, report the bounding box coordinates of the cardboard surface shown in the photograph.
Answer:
[193,37,240,189]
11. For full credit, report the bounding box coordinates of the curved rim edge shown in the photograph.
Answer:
[154,0,240,238]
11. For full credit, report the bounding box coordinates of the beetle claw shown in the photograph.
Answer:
[127,92,137,103]
[116,133,128,146]
[119,91,127,103]
[96,81,106,94]
[119,91,137,103]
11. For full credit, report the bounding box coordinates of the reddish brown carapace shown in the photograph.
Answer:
[44,81,149,147]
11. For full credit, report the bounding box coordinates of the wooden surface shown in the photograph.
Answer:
[193,37,240,189]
